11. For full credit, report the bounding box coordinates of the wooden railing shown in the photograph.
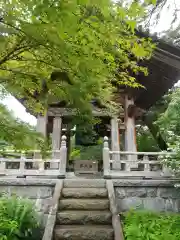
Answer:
[0,136,67,178]
[103,136,174,178]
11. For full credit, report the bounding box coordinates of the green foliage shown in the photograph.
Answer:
[157,88,180,137]
[0,0,155,115]
[0,194,40,240]
[137,88,180,172]
[155,88,180,172]
[136,126,160,152]
[122,210,180,240]
[0,0,157,147]
[71,144,102,161]
[75,123,99,145]
[70,131,103,161]
[0,103,44,150]
[70,148,81,160]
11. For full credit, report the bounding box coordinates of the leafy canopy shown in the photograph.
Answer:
[0,0,156,115]
[139,87,180,172]
[136,125,160,152]
[155,88,180,172]
[0,0,157,150]
[0,102,43,150]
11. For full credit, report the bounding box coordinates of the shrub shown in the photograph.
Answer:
[121,210,180,240]
[0,194,40,240]
[70,145,103,161]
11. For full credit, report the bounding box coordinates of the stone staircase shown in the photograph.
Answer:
[53,179,114,240]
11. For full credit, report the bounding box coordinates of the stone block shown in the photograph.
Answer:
[59,199,109,210]
[117,197,143,212]
[54,225,114,240]
[146,188,157,197]
[0,186,10,196]
[114,181,180,213]
[62,188,108,198]
[0,178,56,186]
[115,188,126,199]
[115,187,147,198]
[113,179,180,187]
[38,212,49,227]
[39,198,52,214]
[143,198,165,212]
[0,186,53,199]
[174,199,180,212]
[32,198,52,214]
[74,160,98,173]
[64,179,106,188]
[126,188,147,198]
[157,188,180,199]
[57,210,112,225]
[165,199,175,212]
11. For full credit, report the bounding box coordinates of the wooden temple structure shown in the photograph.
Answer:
[20,35,180,171]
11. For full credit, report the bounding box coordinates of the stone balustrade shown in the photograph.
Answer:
[103,136,174,178]
[0,136,67,178]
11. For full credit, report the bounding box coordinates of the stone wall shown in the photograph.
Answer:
[0,179,57,228]
[114,179,180,212]
[1,178,180,227]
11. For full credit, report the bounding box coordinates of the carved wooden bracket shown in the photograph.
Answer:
[127,104,145,118]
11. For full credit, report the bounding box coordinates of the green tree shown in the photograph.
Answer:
[142,87,180,172]
[0,0,156,116]
[136,125,160,152]
[157,88,180,136]
[0,0,158,151]
[0,102,43,150]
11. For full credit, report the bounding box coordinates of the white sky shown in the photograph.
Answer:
[1,0,180,126]
[1,96,37,125]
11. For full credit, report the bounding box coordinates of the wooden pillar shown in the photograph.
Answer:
[51,117,62,169]
[52,117,62,150]
[111,117,121,169]
[124,95,137,168]
[36,114,47,137]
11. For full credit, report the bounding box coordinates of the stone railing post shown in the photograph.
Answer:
[0,159,6,173]
[20,152,25,173]
[125,154,131,171]
[143,154,150,171]
[59,135,67,177]
[33,150,42,169]
[103,136,110,178]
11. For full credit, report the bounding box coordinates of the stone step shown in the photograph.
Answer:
[59,199,109,210]
[63,179,106,188]
[62,188,108,198]
[54,225,114,240]
[57,210,112,225]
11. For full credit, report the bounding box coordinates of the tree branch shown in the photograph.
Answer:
[0,38,26,66]
[0,67,41,79]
